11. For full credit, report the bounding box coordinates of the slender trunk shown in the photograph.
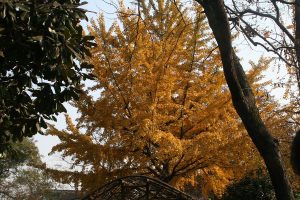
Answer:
[195,0,294,199]
[295,0,300,92]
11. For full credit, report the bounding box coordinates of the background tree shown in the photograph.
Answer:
[0,139,55,199]
[219,0,300,95]
[0,138,41,178]
[194,0,296,199]
[0,0,96,151]
[47,0,293,197]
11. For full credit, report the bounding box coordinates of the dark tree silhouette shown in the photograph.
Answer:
[0,0,96,151]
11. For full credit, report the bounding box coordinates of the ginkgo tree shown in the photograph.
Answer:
[47,0,293,197]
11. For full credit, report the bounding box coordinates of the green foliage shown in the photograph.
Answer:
[0,139,55,199]
[0,168,55,200]
[222,171,276,200]
[0,138,41,178]
[295,192,300,200]
[0,0,96,151]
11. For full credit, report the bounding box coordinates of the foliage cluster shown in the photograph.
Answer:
[222,170,276,200]
[0,0,299,199]
[0,0,95,151]
[0,139,54,199]
[45,0,296,198]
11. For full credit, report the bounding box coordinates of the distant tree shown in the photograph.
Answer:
[0,168,55,200]
[0,0,96,151]
[0,137,41,178]
[0,139,55,199]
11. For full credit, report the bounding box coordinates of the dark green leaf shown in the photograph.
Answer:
[31,36,43,42]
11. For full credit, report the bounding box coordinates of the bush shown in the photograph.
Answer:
[222,171,276,200]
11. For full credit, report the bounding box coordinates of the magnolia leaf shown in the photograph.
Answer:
[31,35,43,42]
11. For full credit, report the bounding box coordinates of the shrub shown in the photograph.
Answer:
[222,171,276,200]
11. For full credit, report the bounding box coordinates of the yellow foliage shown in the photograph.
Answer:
[46,0,294,197]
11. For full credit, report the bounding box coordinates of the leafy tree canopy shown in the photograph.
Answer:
[0,139,55,199]
[0,0,96,151]
[46,0,293,197]
[0,138,41,178]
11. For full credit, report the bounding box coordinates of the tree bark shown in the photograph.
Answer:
[295,0,300,91]
[195,0,295,199]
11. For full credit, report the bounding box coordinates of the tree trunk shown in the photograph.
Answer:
[295,0,300,91]
[195,0,295,199]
